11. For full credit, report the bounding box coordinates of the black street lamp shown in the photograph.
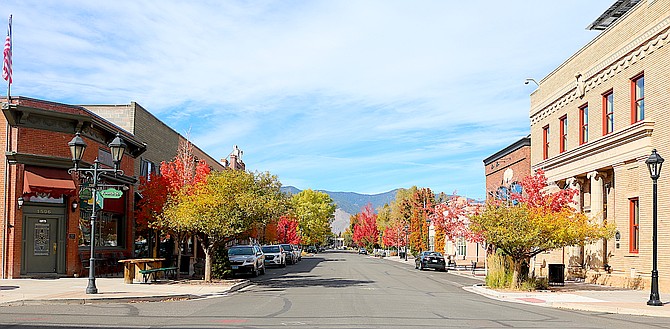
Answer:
[404,225,409,261]
[646,149,664,306]
[68,132,127,294]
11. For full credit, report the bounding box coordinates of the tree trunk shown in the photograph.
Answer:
[511,259,523,288]
[203,244,213,282]
[175,233,187,280]
[511,256,530,288]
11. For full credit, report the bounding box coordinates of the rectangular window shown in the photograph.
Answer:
[579,104,589,145]
[140,159,156,180]
[559,115,567,153]
[631,74,644,123]
[603,90,614,135]
[542,125,550,160]
[456,237,466,257]
[630,198,639,253]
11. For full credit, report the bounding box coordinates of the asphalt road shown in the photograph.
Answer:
[1,250,669,328]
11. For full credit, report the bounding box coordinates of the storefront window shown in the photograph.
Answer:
[79,211,123,248]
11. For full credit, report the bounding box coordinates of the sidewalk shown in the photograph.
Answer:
[380,254,670,317]
[0,277,250,306]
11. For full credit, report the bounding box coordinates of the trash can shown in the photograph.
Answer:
[548,264,565,286]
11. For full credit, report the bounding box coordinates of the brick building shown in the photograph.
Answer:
[0,97,146,278]
[529,0,670,291]
[483,135,531,201]
[83,102,226,273]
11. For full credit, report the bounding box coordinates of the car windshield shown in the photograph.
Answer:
[262,246,280,253]
[280,245,292,251]
[228,247,255,255]
[425,252,442,257]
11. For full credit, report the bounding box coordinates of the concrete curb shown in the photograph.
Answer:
[465,284,670,318]
[0,280,252,307]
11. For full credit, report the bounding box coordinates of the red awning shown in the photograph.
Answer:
[23,166,76,196]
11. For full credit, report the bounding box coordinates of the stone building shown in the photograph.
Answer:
[529,0,670,291]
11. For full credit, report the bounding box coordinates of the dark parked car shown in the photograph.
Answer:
[358,248,367,255]
[228,245,265,276]
[279,244,296,264]
[415,251,447,271]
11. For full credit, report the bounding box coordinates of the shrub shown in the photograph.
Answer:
[211,245,232,279]
[485,252,513,289]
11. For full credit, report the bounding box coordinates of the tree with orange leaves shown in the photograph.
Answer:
[408,188,434,254]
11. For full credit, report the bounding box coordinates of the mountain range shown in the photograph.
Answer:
[281,186,399,234]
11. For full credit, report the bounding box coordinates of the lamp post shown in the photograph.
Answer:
[404,225,409,261]
[646,149,664,306]
[68,132,127,295]
[426,217,432,252]
[284,224,289,244]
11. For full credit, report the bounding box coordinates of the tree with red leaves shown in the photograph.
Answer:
[353,203,379,250]
[382,221,407,251]
[135,140,210,274]
[430,195,483,252]
[470,169,613,288]
[277,216,301,245]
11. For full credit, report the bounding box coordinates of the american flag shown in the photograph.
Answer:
[2,15,11,84]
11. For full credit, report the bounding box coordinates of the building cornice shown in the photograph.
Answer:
[530,14,670,125]
[532,120,654,180]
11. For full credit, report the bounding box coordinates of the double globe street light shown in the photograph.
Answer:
[68,132,127,294]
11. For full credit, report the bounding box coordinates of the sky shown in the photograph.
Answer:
[3,0,614,199]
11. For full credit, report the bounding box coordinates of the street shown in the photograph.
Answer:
[0,250,669,328]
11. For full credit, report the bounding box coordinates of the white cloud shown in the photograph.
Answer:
[4,0,613,198]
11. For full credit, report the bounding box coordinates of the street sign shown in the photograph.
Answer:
[99,188,123,199]
[79,188,92,200]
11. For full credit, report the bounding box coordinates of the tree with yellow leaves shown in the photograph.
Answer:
[469,170,614,288]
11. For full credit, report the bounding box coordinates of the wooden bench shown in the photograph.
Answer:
[138,267,178,283]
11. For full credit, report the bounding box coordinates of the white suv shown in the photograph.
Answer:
[261,245,286,267]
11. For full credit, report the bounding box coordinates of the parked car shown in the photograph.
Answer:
[415,251,447,271]
[262,245,286,267]
[306,245,318,254]
[292,244,302,261]
[279,244,296,264]
[228,245,265,276]
[358,248,367,255]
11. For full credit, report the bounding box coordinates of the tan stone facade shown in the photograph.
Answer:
[529,1,670,292]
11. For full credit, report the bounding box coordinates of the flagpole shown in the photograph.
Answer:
[5,14,11,101]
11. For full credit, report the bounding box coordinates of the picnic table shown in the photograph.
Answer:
[118,258,165,284]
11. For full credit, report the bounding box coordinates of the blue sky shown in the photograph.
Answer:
[4,1,613,198]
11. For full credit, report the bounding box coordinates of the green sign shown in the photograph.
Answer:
[79,188,92,200]
[99,188,123,199]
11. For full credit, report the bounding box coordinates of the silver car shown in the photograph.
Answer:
[228,245,265,276]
